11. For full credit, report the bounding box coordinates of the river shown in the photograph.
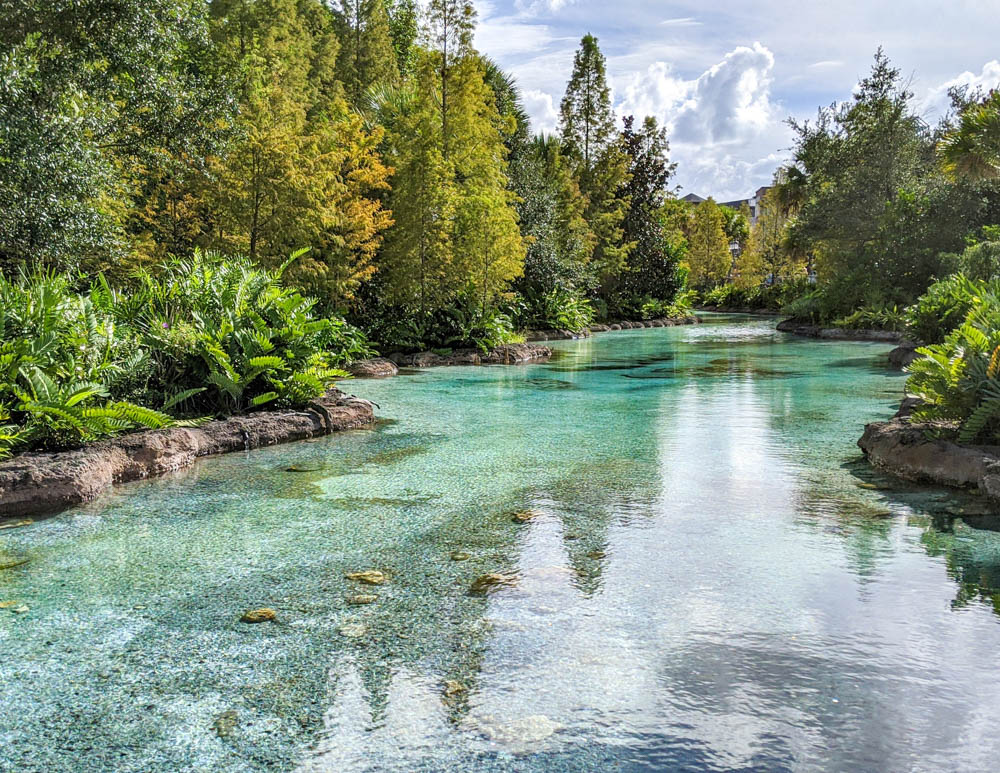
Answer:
[2,315,1000,772]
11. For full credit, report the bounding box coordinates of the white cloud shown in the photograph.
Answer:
[618,42,777,145]
[615,43,787,200]
[809,60,843,69]
[660,17,702,27]
[523,88,559,135]
[918,60,1000,123]
[513,0,577,15]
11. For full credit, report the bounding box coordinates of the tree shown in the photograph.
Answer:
[0,0,233,272]
[194,0,392,308]
[685,199,730,287]
[422,0,476,158]
[385,0,419,75]
[736,189,804,286]
[719,203,750,280]
[380,81,454,314]
[558,34,630,294]
[559,34,616,172]
[335,0,399,107]
[939,90,1000,183]
[616,116,681,303]
[786,48,969,310]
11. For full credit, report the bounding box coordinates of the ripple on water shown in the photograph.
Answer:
[3,318,1000,773]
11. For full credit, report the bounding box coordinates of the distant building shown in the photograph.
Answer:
[683,186,771,225]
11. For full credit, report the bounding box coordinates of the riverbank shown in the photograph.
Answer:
[524,315,700,342]
[776,318,904,342]
[1,343,557,517]
[0,390,376,519]
[858,415,1000,508]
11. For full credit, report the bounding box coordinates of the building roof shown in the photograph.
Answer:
[680,193,706,204]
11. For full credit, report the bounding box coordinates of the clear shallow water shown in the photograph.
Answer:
[3,315,1000,772]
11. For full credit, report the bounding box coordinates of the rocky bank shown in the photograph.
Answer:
[0,390,375,519]
[858,417,1000,507]
[776,318,903,343]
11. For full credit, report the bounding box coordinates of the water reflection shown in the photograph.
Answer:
[3,317,1000,772]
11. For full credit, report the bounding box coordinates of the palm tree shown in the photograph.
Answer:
[939,90,1000,183]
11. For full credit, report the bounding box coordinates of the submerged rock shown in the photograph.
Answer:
[345,570,386,585]
[888,343,920,369]
[212,709,239,739]
[0,557,30,570]
[346,594,378,605]
[473,714,562,753]
[338,621,367,638]
[443,680,467,697]
[240,608,277,624]
[0,519,32,530]
[449,551,471,561]
[511,509,541,524]
[470,573,517,595]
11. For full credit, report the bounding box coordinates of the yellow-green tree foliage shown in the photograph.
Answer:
[736,189,805,286]
[135,0,392,309]
[685,199,730,286]
[381,2,523,313]
[336,0,400,107]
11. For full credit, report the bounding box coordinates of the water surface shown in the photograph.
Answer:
[3,315,1000,772]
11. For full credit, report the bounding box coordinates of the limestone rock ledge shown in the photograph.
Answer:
[858,418,1000,506]
[0,390,375,518]
[386,343,552,369]
[523,316,699,342]
[777,318,903,343]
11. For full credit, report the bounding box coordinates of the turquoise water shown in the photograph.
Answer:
[3,315,1000,772]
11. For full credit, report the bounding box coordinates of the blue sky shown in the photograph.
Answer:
[471,0,1000,200]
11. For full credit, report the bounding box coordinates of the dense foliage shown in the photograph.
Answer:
[5,2,1000,453]
[907,286,1000,444]
[0,252,367,456]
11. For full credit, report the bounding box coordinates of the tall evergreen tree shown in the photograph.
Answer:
[559,34,616,172]
[558,34,630,292]
[385,0,419,75]
[422,0,476,157]
[335,0,399,107]
[686,199,730,287]
[616,115,681,303]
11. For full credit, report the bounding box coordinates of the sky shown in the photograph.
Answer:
[471,0,1000,201]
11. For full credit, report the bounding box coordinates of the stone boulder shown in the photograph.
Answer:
[347,358,399,378]
[858,417,1000,507]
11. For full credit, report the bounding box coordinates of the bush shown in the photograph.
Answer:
[831,305,906,332]
[907,286,1000,444]
[371,290,523,354]
[957,241,1000,281]
[903,274,995,344]
[0,250,369,455]
[520,287,594,332]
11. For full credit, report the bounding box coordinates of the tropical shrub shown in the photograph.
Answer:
[0,251,369,455]
[703,279,813,312]
[370,289,524,354]
[832,305,906,332]
[521,287,594,332]
[907,286,1000,444]
[903,274,995,344]
[956,241,1000,281]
